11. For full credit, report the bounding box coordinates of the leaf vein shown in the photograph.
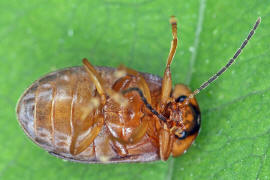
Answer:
[185,0,206,85]
[168,0,206,179]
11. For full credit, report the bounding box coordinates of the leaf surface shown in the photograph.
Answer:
[0,0,269,179]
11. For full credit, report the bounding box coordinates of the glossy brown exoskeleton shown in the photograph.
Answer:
[16,17,260,163]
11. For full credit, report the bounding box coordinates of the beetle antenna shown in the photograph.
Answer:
[122,87,167,122]
[184,17,261,104]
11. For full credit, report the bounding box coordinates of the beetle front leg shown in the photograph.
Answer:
[159,124,174,161]
[161,16,178,108]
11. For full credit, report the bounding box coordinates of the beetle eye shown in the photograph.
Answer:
[175,130,187,140]
[175,95,187,103]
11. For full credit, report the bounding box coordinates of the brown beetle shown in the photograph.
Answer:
[16,17,260,163]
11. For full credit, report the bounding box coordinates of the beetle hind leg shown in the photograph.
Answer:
[70,116,104,156]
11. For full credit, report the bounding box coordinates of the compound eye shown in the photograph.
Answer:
[175,95,187,103]
[175,130,187,140]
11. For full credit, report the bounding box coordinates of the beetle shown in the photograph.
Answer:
[16,16,260,163]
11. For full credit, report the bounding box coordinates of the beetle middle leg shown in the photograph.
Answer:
[83,58,128,107]
[83,58,107,104]
[117,65,152,104]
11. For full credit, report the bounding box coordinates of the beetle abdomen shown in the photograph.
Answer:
[18,69,73,149]
[17,66,163,162]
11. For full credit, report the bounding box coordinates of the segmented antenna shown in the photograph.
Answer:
[122,87,167,122]
[185,17,261,103]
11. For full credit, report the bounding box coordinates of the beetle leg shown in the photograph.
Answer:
[82,58,107,104]
[118,65,152,104]
[83,59,129,107]
[110,137,129,157]
[106,89,129,108]
[159,124,174,161]
[110,116,149,145]
[71,116,104,156]
[161,16,178,107]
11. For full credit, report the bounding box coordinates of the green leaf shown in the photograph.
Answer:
[0,0,269,179]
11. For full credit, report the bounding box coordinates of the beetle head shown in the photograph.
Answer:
[164,84,201,156]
